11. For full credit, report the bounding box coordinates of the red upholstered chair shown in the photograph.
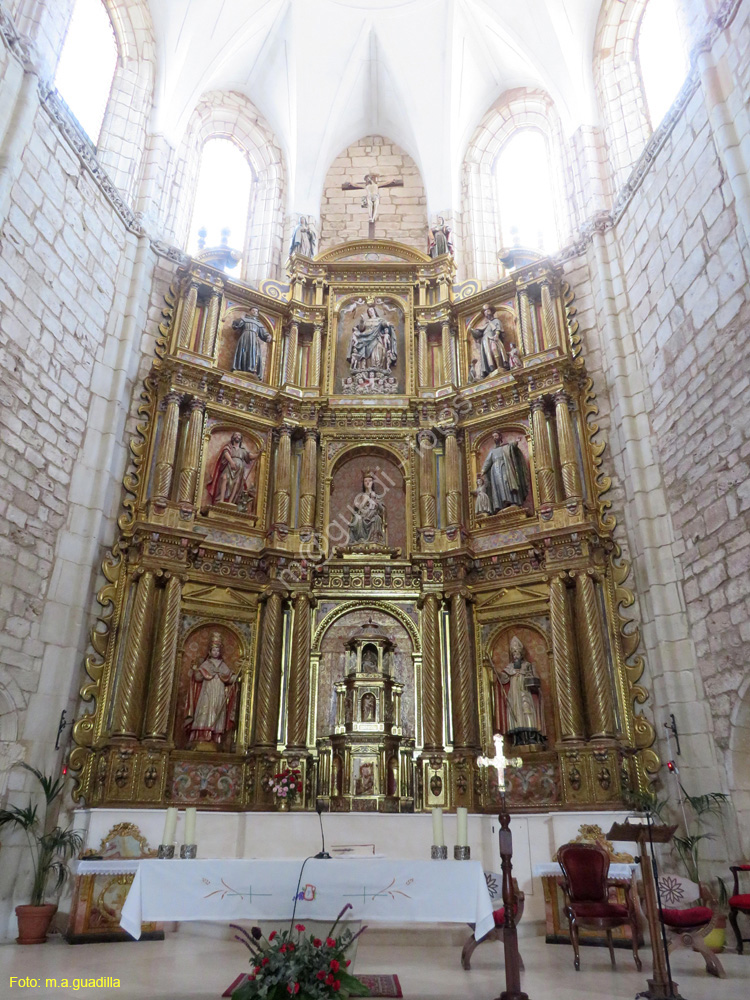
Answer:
[656,874,725,978]
[461,873,525,971]
[729,864,750,954]
[557,841,641,972]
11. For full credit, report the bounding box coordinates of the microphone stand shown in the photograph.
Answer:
[315,802,331,859]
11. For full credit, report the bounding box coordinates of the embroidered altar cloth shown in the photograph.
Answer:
[116,858,495,940]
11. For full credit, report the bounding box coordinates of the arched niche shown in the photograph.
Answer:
[471,422,534,522]
[331,294,408,396]
[462,299,520,384]
[198,423,266,522]
[215,304,279,384]
[484,621,555,744]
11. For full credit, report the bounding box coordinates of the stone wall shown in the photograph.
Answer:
[319,135,428,251]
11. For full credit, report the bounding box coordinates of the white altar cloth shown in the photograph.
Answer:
[117,858,495,941]
[532,862,637,879]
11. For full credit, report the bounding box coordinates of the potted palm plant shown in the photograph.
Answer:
[0,763,83,944]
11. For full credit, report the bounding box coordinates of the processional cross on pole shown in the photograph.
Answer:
[341,173,404,238]
[477,733,530,1000]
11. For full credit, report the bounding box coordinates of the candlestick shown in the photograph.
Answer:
[184,807,197,845]
[431,807,445,847]
[456,806,468,847]
[180,844,197,859]
[431,845,448,860]
[162,806,177,846]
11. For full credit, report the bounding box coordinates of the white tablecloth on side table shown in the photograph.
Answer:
[533,862,638,879]
[117,858,495,941]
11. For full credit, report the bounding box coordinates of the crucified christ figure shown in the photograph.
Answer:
[341,172,404,235]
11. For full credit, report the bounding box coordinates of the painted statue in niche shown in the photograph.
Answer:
[428,217,454,258]
[339,297,402,394]
[481,431,529,511]
[491,635,545,747]
[470,304,508,377]
[353,759,376,795]
[361,692,377,722]
[184,632,239,749]
[205,432,258,508]
[231,307,272,378]
[347,304,398,372]
[289,215,316,258]
[347,471,387,545]
[473,474,492,517]
[508,343,522,369]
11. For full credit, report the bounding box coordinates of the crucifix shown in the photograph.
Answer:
[341,172,404,238]
[477,734,529,1000]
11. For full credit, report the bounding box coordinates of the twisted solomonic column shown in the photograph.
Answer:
[253,591,285,747]
[448,591,480,750]
[443,426,462,528]
[420,594,444,750]
[177,282,199,348]
[554,391,583,501]
[540,280,561,351]
[143,573,183,740]
[284,321,299,384]
[574,571,617,739]
[548,573,586,742]
[152,391,182,502]
[441,320,454,384]
[310,323,323,389]
[177,398,206,506]
[417,430,437,530]
[530,398,556,505]
[417,323,428,388]
[517,289,536,355]
[199,290,221,356]
[298,429,318,533]
[272,425,293,527]
[111,570,156,738]
[286,592,313,749]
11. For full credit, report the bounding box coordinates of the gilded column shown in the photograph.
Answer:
[530,399,556,505]
[310,323,323,388]
[111,570,156,738]
[554,391,583,500]
[443,426,461,528]
[574,571,617,739]
[417,430,437,530]
[549,574,586,741]
[448,591,479,749]
[286,592,313,748]
[143,573,183,740]
[441,321,454,384]
[284,321,299,384]
[177,282,198,348]
[254,591,285,746]
[176,398,206,506]
[152,391,182,502]
[517,289,535,355]
[199,290,221,355]
[272,425,293,526]
[540,280,560,351]
[417,323,428,388]
[420,594,443,749]
[298,429,318,532]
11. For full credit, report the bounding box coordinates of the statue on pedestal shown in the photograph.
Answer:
[185,633,239,749]
[428,217,454,258]
[289,216,316,258]
[231,307,272,378]
[347,472,387,544]
[481,432,529,511]
[491,636,545,747]
[470,304,508,378]
[205,432,256,506]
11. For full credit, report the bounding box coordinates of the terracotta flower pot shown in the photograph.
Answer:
[15,904,57,945]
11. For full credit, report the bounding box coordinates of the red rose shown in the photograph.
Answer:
[295,923,306,932]
[326,937,336,947]
[287,984,300,995]
[345,960,351,967]
[254,966,260,974]
[262,957,269,966]
[316,970,326,981]
[333,981,341,992]
[288,943,295,952]
[313,938,322,947]
[296,783,303,792]
[269,931,277,941]
[329,960,340,972]
[326,973,335,985]
[280,944,287,954]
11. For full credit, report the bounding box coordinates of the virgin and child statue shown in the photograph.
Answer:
[184,632,239,749]
[346,305,397,373]
[347,472,387,545]
[491,636,545,747]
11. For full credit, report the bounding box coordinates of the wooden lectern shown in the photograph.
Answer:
[608,821,682,1000]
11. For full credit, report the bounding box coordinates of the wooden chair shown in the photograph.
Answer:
[729,864,750,954]
[656,874,725,978]
[461,872,525,971]
[557,841,641,972]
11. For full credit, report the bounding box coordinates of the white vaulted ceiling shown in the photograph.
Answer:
[147,0,604,211]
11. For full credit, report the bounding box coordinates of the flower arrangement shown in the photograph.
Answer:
[265,767,303,804]
[231,904,369,999]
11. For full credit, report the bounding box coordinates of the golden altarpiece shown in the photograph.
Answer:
[69,239,658,816]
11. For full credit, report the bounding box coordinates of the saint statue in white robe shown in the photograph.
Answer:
[185,633,238,748]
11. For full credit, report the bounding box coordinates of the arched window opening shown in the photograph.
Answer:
[54,0,118,144]
[495,129,560,255]
[188,138,254,260]
[637,0,690,128]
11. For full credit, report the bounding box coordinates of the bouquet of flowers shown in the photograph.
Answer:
[265,767,303,804]
[231,904,369,999]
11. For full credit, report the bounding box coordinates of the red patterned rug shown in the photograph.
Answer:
[224,972,402,997]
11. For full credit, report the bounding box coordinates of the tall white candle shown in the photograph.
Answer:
[184,807,197,845]
[456,807,468,847]
[431,807,445,847]
[162,807,177,845]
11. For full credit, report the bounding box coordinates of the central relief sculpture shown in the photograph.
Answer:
[341,298,400,394]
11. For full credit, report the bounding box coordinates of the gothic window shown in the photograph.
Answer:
[187,137,254,258]
[494,129,560,254]
[637,0,690,128]
[54,0,118,143]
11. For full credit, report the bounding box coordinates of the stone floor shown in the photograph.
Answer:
[0,928,748,999]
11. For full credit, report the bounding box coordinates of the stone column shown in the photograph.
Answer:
[111,570,156,738]
[517,289,535,355]
[298,429,318,532]
[199,290,221,356]
[530,399,556,505]
[549,574,586,742]
[152,391,182,502]
[554,391,583,501]
[143,574,183,740]
[448,591,479,750]
[272,425,293,527]
[176,398,206,506]
[420,594,444,749]
[310,323,323,388]
[177,283,198,349]
[540,280,561,351]
[254,591,285,746]
[443,427,461,528]
[574,571,617,739]
[417,430,437,530]
[286,592,313,749]
[284,321,299,384]
[441,320,454,384]
[417,323,428,388]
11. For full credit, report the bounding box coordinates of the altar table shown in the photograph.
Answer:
[92,858,495,941]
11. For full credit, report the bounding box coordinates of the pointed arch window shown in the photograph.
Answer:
[188,138,254,259]
[54,0,118,144]
[494,129,561,255]
[637,0,690,128]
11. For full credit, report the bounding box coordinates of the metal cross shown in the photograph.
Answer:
[477,733,522,792]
